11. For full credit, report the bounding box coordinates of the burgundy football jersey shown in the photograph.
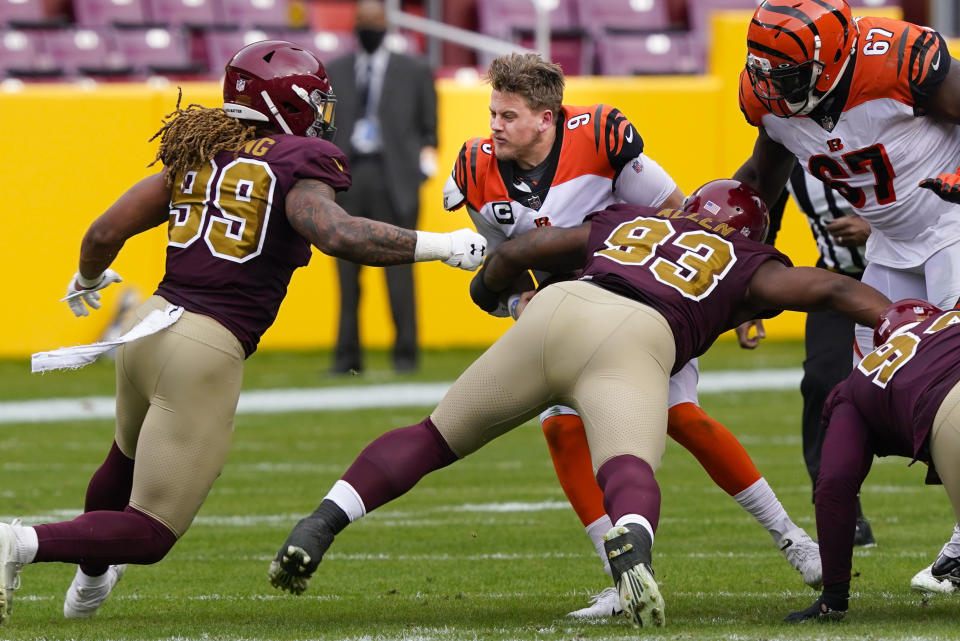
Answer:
[580,203,790,373]
[827,309,960,463]
[156,134,351,356]
[815,309,960,587]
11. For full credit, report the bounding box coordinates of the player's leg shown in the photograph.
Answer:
[802,309,874,546]
[855,262,926,362]
[666,360,820,588]
[269,285,564,595]
[539,406,618,617]
[2,305,244,622]
[561,285,674,627]
[914,381,960,595]
[60,312,150,619]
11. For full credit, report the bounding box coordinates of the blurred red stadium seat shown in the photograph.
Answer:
[308,0,354,32]
[73,0,149,28]
[575,0,673,37]
[42,26,135,77]
[112,25,206,76]
[219,0,291,29]
[146,0,223,27]
[0,28,61,78]
[596,30,702,75]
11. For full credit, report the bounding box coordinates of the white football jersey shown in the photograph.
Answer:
[443,103,676,264]
[741,17,960,269]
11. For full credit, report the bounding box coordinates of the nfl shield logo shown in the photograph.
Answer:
[236,78,246,92]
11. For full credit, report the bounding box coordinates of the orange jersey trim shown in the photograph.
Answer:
[450,104,644,212]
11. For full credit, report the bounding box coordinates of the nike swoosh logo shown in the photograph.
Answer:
[932,51,941,71]
[780,538,793,551]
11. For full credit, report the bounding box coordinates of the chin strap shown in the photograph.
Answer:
[260,90,293,135]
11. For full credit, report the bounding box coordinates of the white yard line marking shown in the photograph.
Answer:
[0,369,802,424]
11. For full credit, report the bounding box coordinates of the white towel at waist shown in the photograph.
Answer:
[32,304,184,373]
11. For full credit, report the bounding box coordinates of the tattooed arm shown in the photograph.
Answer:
[286,179,417,265]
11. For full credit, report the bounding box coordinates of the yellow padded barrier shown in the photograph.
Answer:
[1,4,911,356]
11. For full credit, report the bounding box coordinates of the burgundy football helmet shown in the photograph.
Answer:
[873,298,941,347]
[223,40,336,140]
[682,179,770,241]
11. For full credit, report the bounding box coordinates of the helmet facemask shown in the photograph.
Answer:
[747,45,824,117]
[292,84,337,140]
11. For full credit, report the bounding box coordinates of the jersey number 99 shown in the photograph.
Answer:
[167,158,277,263]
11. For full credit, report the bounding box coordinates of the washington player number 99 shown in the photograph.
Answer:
[167,158,276,262]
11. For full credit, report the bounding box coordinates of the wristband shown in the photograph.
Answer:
[414,231,451,262]
[507,294,521,320]
[75,272,104,288]
[469,269,501,313]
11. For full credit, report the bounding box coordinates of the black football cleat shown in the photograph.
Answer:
[268,500,348,595]
[853,516,876,547]
[603,523,665,628]
[931,552,960,584]
[784,596,846,623]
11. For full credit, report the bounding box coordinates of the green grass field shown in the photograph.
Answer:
[2,342,958,640]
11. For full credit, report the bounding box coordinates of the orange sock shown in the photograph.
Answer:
[541,414,607,527]
[667,402,761,496]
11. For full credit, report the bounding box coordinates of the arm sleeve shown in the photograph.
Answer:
[612,153,677,207]
[907,28,950,104]
[765,187,789,246]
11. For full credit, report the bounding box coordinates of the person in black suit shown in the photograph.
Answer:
[327,0,438,374]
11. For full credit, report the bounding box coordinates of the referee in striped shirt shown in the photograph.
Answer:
[770,160,875,547]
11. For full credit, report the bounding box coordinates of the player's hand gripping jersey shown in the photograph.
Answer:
[740,17,960,268]
[157,134,351,356]
[443,104,677,262]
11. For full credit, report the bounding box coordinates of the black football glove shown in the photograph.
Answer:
[919,165,960,204]
[469,266,503,313]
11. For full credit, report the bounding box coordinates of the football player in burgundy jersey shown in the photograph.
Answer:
[0,40,486,624]
[734,0,960,592]
[784,299,960,622]
[268,179,889,628]
[445,53,822,617]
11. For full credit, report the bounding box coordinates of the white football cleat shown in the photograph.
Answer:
[910,563,957,596]
[566,586,623,619]
[779,527,822,589]
[0,520,24,625]
[63,564,126,619]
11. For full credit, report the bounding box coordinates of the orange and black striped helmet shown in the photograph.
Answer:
[745,0,858,117]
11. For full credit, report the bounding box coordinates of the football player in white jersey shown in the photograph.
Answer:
[734,0,960,594]
[443,53,821,617]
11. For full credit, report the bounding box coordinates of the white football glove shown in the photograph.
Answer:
[444,228,487,271]
[62,269,123,317]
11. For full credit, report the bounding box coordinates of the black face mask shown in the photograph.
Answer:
[356,28,386,54]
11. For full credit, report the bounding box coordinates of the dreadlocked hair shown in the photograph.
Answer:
[149,89,259,186]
